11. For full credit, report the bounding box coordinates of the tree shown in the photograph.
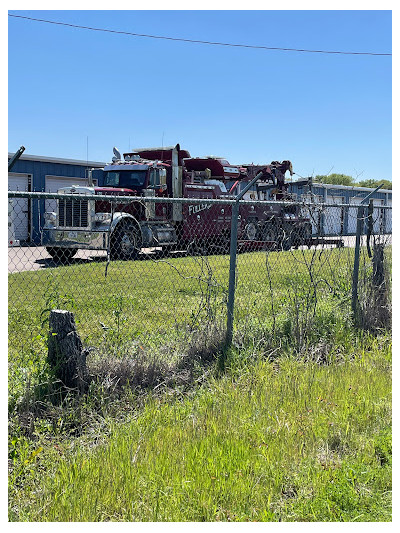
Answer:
[314,173,356,186]
[314,174,392,190]
[357,178,392,190]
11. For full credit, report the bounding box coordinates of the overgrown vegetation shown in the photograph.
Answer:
[8,247,391,522]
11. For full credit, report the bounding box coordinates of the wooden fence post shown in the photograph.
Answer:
[48,309,88,392]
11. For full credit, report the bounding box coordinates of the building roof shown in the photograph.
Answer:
[293,179,391,194]
[8,152,106,167]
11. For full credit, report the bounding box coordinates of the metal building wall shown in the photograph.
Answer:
[9,157,105,243]
[290,181,392,236]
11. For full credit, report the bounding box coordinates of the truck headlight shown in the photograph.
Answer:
[94,212,111,223]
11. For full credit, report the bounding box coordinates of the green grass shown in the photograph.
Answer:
[8,247,357,345]
[8,245,389,349]
[9,336,391,521]
[8,247,356,387]
[8,246,391,521]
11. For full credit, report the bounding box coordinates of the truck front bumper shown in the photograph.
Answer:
[42,228,109,250]
[42,223,178,249]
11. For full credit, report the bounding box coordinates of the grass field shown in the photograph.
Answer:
[8,248,356,405]
[8,247,356,382]
[8,247,391,521]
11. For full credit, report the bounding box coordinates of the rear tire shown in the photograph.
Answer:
[277,225,292,251]
[46,247,77,263]
[292,223,312,248]
[110,220,142,260]
[244,221,259,241]
[187,239,207,257]
[279,237,291,251]
[261,222,278,243]
[301,223,312,244]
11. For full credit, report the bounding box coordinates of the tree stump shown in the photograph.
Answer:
[48,310,89,392]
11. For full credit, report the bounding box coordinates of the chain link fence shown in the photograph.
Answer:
[8,192,392,392]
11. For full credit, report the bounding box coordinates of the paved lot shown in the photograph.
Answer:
[7,246,177,273]
[8,246,108,273]
[8,237,363,274]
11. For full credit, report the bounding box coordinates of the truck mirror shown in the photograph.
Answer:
[159,168,167,185]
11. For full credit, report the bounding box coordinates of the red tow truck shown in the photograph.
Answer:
[42,144,312,261]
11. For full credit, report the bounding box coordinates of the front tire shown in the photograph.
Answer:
[187,239,208,257]
[110,220,142,260]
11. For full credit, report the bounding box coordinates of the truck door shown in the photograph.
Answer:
[183,185,214,242]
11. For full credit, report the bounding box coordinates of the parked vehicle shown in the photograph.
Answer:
[42,144,312,261]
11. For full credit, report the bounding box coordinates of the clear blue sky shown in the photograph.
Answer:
[8,9,392,181]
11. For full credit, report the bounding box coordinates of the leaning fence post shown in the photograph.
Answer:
[351,205,364,324]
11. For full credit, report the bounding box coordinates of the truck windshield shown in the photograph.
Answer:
[103,170,147,188]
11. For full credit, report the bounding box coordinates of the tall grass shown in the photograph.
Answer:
[10,335,391,521]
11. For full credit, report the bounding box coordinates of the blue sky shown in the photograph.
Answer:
[8,9,392,181]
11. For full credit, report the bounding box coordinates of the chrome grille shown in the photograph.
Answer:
[59,198,89,228]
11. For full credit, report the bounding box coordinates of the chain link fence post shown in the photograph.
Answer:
[352,204,365,324]
[351,184,383,326]
[225,200,240,351]
[224,172,265,355]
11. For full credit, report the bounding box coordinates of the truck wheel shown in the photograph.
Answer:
[46,247,77,263]
[111,220,142,260]
[304,224,312,240]
[244,221,259,241]
[292,223,312,248]
[262,223,278,243]
[218,232,231,254]
[302,223,312,243]
[280,237,292,251]
[277,227,292,251]
[187,240,207,256]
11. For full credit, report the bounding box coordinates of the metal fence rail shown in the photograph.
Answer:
[8,192,392,378]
